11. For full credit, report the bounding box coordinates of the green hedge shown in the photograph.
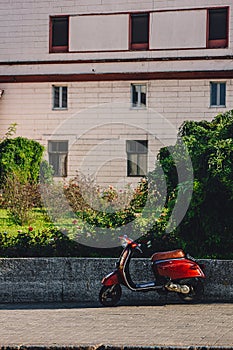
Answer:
[0,228,121,258]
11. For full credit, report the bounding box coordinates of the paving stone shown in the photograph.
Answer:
[0,302,232,349]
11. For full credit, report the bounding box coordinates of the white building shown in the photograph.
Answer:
[0,0,232,187]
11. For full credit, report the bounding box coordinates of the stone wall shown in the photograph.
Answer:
[0,258,232,304]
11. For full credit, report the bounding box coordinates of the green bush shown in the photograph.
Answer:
[3,173,41,225]
[0,137,44,184]
[148,110,233,259]
[0,227,121,258]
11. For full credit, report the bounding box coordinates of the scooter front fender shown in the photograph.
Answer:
[101,270,120,286]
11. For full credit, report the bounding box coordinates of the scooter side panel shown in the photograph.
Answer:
[154,258,205,280]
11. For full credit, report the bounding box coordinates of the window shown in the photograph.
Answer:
[207,8,228,48]
[130,13,149,50]
[48,141,68,177]
[50,16,68,53]
[131,84,146,108]
[53,86,67,109]
[126,140,148,176]
[210,82,226,107]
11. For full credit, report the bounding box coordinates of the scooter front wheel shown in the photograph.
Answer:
[99,284,122,306]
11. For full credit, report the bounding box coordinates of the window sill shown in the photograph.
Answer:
[52,108,68,111]
[209,105,226,108]
[130,106,147,110]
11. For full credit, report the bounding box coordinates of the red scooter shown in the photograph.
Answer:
[99,235,205,306]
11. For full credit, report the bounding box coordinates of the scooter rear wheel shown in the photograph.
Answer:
[178,278,204,303]
[99,284,122,306]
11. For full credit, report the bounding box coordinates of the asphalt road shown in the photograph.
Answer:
[0,302,232,349]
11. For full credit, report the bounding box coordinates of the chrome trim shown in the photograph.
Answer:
[154,257,186,264]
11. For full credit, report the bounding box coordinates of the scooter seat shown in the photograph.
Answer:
[151,249,185,262]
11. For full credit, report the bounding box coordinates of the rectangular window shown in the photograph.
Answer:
[50,16,68,53]
[210,82,226,107]
[48,141,68,177]
[130,13,149,50]
[207,8,228,48]
[126,140,148,177]
[131,84,146,108]
[53,86,67,109]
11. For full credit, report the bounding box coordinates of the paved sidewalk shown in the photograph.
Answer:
[0,302,232,349]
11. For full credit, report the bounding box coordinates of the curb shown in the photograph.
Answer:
[1,345,233,350]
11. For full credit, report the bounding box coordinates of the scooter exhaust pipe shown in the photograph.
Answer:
[165,282,190,294]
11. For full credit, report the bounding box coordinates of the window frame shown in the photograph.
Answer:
[131,83,147,109]
[52,85,68,110]
[210,82,226,107]
[49,15,69,53]
[129,12,149,50]
[207,7,229,49]
[48,140,68,177]
[126,140,148,177]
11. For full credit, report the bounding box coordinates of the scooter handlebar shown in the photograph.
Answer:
[119,235,142,252]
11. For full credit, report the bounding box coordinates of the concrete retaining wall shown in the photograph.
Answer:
[0,258,232,303]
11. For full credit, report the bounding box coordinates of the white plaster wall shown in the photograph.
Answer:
[1,79,233,187]
[70,14,129,51]
[0,0,232,62]
[150,10,206,49]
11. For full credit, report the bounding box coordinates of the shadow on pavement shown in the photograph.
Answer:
[0,299,231,310]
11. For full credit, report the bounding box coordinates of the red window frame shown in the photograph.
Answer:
[129,13,149,50]
[49,15,69,53]
[207,7,229,49]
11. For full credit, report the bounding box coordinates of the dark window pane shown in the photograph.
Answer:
[49,141,58,152]
[210,83,217,105]
[53,87,60,108]
[141,91,146,107]
[131,84,147,107]
[210,82,226,106]
[52,17,68,47]
[132,85,138,106]
[127,140,148,176]
[62,87,67,108]
[131,13,149,44]
[48,141,68,177]
[127,140,136,153]
[53,86,67,109]
[220,83,226,105]
[137,140,147,153]
[209,8,227,40]
[57,141,68,152]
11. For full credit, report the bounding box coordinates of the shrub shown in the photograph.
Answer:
[0,227,121,258]
[148,110,233,259]
[0,136,44,184]
[3,172,40,225]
